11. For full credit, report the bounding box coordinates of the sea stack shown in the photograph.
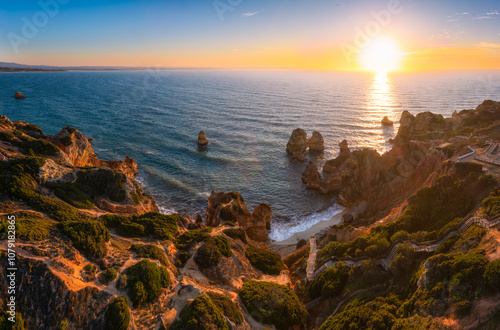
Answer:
[197,130,209,146]
[381,116,394,126]
[286,128,324,160]
[14,91,26,99]
[308,131,325,153]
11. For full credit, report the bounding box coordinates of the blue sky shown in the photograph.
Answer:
[0,0,499,69]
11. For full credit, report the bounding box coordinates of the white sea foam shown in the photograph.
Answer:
[268,204,344,241]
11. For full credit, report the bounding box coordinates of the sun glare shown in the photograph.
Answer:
[359,37,403,73]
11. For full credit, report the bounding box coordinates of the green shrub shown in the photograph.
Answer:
[484,259,500,292]
[116,222,145,237]
[20,138,60,156]
[99,214,128,228]
[126,260,170,307]
[99,268,118,285]
[245,246,286,275]
[116,274,127,290]
[206,292,244,325]
[58,220,110,259]
[223,227,247,244]
[239,281,307,330]
[76,169,127,203]
[175,228,212,251]
[130,244,169,266]
[194,236,232,269]
[104,297,130,330]
[49,182,94,209]
[171,294,229,330]
[308,263,350,299]
[0,213,55,241]
[482,188,500,217]
[0,310,25,329]
[0,131,15,142]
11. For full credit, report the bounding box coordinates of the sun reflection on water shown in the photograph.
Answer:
[366,71,398,152]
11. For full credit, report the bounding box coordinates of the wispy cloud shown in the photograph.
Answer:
[461,12,469,15]
[487,10,499,15]
[473,16,495,20]
[242,11,259,17]
[477,42,500,49]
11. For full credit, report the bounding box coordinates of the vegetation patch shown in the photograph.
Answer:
[222,227,247,243]
[308,263,350,299]
[20,138,60,156]
[100,212,178,240]
[125,259,170,307]
[174,227,212,251]
[171,294,229,330]
[206,291,243,325]
[130,244,169,266]
[194,236,232,269]
[76,168,127,203]
[0,212,55,241]
[245,246,286,275]
[239,280,307,330]
[98,268,118,285]
[58,219,110,259]
[45,182,94,209]
[104,297,130,330]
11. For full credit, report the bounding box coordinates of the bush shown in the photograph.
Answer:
[116,222,145,237]
[206,292,244,325]
[171,294,229,330]
[126,259,170,307]
[99,268,118,285]
[0,212,55,241]
[245,246,286,275]
[484,259,500,292]
[239,281,307,330]
[104,297,130,330]
[308,263,350,299]
[195,240,221,269]
[175,228,212,251]
[102,212,179,240]
[116,274,127,290]
[20,138,60,156]
[58,220,110,259]
[76,169,127,203]
[130,244,169,266]
[223,227,247,244]
[49,182,94,209]
[0,131,15,142]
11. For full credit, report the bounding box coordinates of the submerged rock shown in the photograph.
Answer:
[198,130,209,146]
[14,91,26,99]
[381,116,394,126]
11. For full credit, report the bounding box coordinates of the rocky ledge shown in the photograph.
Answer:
[286,128,324,160]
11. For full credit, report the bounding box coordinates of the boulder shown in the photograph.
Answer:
[198,131,209,146]
[381,116,394,126]
[14,91,26,99]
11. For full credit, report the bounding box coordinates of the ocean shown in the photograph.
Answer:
[1,69,499,241]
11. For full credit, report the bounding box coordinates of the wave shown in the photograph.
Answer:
[268,204,344,241]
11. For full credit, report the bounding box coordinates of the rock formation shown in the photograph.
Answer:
[205,191,272,241]
[381,116,393,126]
[301,161,322,190]
[49,126,138,178]
[14,91,26,99]
[197,130,209,146]
[286,128,324,160]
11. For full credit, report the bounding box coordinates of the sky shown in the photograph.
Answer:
[0,0,499,71]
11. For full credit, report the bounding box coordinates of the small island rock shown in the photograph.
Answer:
[381,116,394,126]
[14,91,26,99]
[198,130,209,146]
[308,131,325,153]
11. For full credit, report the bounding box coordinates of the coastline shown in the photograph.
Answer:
[268,201,367,256]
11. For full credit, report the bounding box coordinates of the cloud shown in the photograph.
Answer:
[461,12,469,15]
[487,10,499,15]
[473,16,495,20]
[242,11,259,17]
[477,42,500,49]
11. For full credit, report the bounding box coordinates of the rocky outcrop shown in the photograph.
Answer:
[301,161,322,190]
[381,116,393,126]
[286,128,308,160]
[49,126,138,178]
[14,91,26,99]
[38,158,75,183]
[198,131,209,146]
[393,111,450,143]
[286,129,325,160]
[308,131,325,153]
[205,191,272,241]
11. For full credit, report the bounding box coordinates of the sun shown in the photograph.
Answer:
[358,36,403,73]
